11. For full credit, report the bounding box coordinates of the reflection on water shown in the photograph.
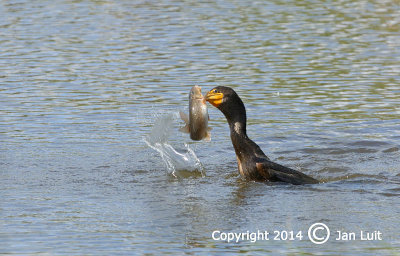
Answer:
[1,0,400,255]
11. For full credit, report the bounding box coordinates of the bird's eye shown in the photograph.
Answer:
[213,89,218,93]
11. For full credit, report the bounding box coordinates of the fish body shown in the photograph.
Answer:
[180,85,211,141]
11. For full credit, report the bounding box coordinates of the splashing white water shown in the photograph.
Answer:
[144,113,205,178]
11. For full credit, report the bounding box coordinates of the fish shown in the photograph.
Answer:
[179,85,211,141]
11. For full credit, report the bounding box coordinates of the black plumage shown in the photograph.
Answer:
[206,86,318,185]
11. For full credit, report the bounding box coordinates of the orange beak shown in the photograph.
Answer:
[206,90,224,108]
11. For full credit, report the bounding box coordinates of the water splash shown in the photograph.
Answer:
[144,112,205,178]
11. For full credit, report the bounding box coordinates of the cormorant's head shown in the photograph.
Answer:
[206,86,246,125]
[205,86,238,109]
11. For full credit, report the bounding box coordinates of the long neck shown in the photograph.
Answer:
[228,110,247,137]
[219,97,247,136]
[219,97,266,159]
[219,97,252,158]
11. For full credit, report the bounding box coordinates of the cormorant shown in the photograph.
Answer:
[206,86,318,185]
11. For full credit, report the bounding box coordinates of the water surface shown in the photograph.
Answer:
[1,0,400,255]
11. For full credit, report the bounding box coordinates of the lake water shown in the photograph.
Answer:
[1,0,400,255]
